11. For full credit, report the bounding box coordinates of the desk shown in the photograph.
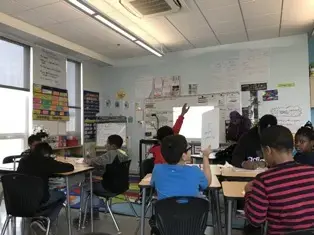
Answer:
[138,173,222,235]
[186,164,221,176]
[222,181,247,235]
[221,167,262,178]
[0,157,94,235]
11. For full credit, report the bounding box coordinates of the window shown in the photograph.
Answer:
[0,39,30,161]
[66,60,82,135]
[173,106,214,140]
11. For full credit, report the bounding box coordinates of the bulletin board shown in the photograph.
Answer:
[84,90,100,142]
[144,92,240,142]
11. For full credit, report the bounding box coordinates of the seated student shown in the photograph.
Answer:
[294,121,314,165]
[244,125,314,234]
[21,134,41,157]
[151,134,211,200]
[81,134,129,218]
[17,142,74,235]
[149,103,190,165]
[232,114,277,169]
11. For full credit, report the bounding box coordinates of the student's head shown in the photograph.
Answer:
[161,135,191,164]
[260,125,294,167]
[28,135,41,150]
[230,111,242,125]
[31,142,53,158]
[295,122,314,153]
[156,126,174,142]
[258,114,277,133]
[106,135,123,150]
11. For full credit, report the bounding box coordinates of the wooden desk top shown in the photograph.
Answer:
[186,164,221,175]
[55,157,94,176]
[222,181,248,199]
[221,167,264,178]
[139,173,221,188]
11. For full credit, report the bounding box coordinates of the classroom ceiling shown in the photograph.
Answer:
[0,0,313,59]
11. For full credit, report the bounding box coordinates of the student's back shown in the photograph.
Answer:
[152,164,208,200]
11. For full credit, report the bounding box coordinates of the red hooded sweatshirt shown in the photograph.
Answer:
[149,115,184,164]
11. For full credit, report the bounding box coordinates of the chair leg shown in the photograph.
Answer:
[78,182,83,230]
[41,217,51,235]
[82,194,91,229]
[124,194,138,218]
[106,199,121,234]
[1,215,11,235]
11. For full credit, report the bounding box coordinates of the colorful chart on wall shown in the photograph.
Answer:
[33,84,69,121]
[84,90,100,142]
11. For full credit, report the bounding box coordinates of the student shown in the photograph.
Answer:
[81,134,129,218]
[232,114,277,169]
[17,142,74,235]
[227,111,251,142]
[294,121,314,165]
[21,134,41,157]
[244,125,314,234]
[149,103,190,165]
[151,134,211,200]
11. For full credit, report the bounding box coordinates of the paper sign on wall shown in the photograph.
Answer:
[201,109,220,150]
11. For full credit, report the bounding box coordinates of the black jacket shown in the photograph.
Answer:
[17,156,74,203]
[232,127,263,167]
[294,152,314,166]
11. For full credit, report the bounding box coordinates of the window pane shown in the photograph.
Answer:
[0,88,29,134]
[0,39,29,89]
[66,108,81,135]
[66,61,81,107]
[0,139,25,160]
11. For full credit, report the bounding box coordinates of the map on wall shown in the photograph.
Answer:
[33,84,69,121]
[84,90,100,142]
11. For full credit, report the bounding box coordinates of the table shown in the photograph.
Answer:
[186,164,221,176]
[222,181,247,235]
[0,157,94,235]
[138,171,222,235]
[221,167,262,178]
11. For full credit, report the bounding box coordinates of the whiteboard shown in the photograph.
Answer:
[201,109,220,150]
[96,123,127,147]
[144,92,240,142]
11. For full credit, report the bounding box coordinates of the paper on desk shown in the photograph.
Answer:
[75,158,85,164]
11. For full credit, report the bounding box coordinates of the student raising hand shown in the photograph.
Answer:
[181,103,190,116]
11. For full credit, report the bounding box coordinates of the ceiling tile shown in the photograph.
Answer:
[167,40,194,52]
[240,0,282,18]
[282,0,314,25]
[217,31,247,44]
[85,0,116,14]
[245,13,280,30]
[189,36,220,48]
[202,5,243,23]
[14,10,58,27]
[0,0,29,14]
[248,26,279,40]
[210,20,245,34]
[195,0,238,10]
[17,0,60,9]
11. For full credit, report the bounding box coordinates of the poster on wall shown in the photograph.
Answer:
[33,84,69,121]
[84,91,99,142]
[33,47,66,88]
[152,76,181,98]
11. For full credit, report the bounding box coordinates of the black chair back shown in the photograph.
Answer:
[102,158,131,194]
[155,197,209,235]
[1,174,44,217]
[141,158,154,179]
[3,155,21,164]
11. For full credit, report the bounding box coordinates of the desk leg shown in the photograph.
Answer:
[226,200,233,235]
[90,171,94,232]
[214,190,222,235]
[209,191,217,235]
[66,176,72,235]
[140,188,146,235]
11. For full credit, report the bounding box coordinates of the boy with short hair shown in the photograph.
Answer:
[244,125,314,234]
[21,134,41,157]
[151,135,212,199]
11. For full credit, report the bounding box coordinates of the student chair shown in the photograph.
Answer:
[0,174,51,235]
[82,159,137,233]
[2,155,22,165]
[154,197,209,235]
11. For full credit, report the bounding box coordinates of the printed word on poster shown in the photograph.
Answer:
[33,84,69,121]
[84,91,99,142]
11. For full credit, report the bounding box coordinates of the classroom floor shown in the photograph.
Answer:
[0,204,245,235]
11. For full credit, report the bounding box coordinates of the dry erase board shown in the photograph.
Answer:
[96,116,127,147]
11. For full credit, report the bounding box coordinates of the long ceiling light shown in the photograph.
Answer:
[68,0,95,15]
[94,15,136,41]
[66,0,163,57]
[135,40,163,57]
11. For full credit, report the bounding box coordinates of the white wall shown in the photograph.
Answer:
[99,34,310,171]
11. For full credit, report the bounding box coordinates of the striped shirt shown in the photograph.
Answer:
[245,161,314,235]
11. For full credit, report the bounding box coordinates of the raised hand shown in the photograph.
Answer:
[181,103,190,116]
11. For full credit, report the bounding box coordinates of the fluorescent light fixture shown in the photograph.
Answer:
[135,40,163,57]
[94,15,136,41]
[68,0,95,15]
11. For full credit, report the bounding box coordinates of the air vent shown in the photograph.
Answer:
[121,0,188,17]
